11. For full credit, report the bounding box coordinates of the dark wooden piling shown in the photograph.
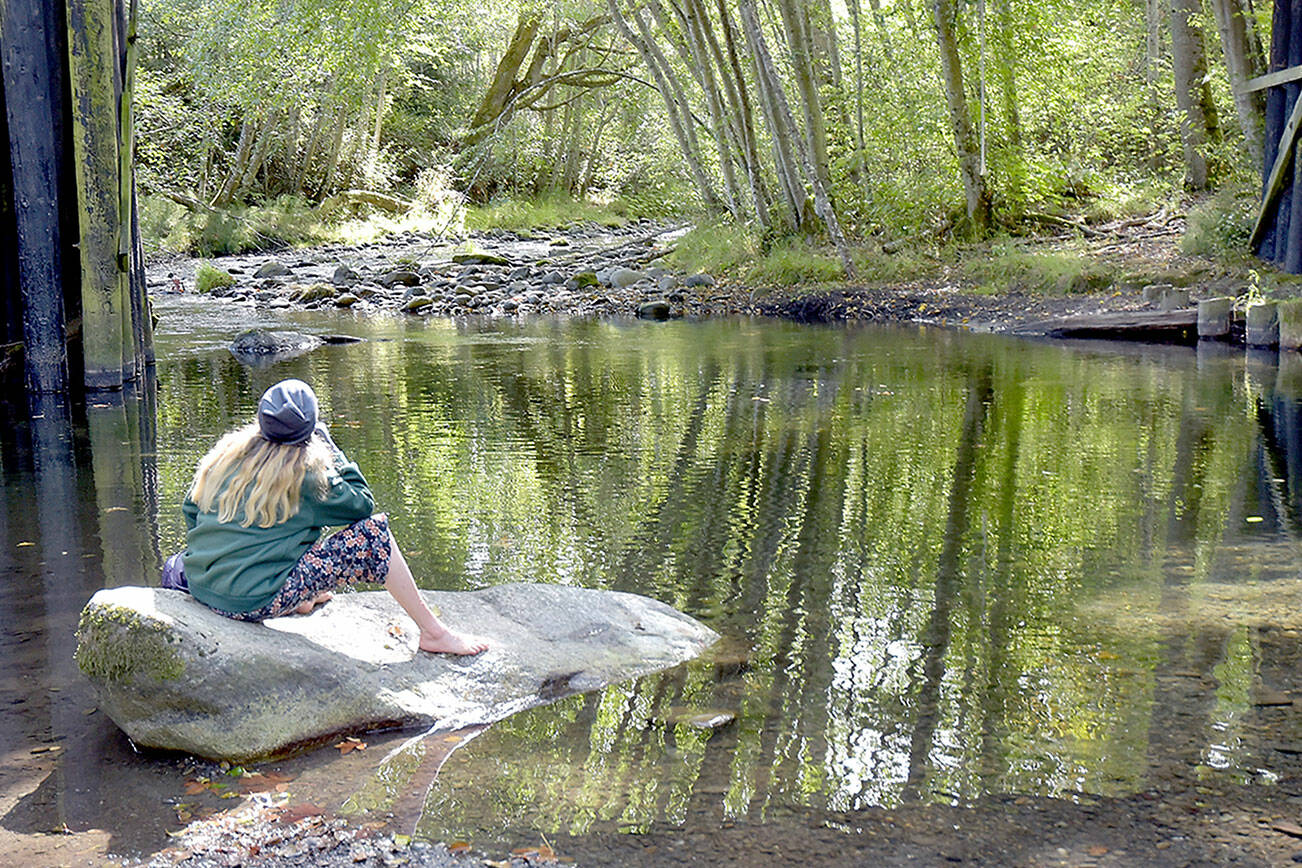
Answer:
[1,0,75,394]
[1,0,149,398]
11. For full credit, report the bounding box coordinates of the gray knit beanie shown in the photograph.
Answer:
[257,379,318,445]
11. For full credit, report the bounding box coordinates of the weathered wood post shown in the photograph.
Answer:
[1,0,76,394]
[0,0,150,397]
[66,0,129,389]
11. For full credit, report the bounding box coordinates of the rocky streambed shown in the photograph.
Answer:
[149,220,739,322]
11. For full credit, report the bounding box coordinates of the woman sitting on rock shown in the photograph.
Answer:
[180,378,487,656]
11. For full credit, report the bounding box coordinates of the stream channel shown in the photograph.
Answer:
[5,291,1302,864]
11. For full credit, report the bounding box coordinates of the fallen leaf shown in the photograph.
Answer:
[277,803,323,824]
[335,737,367,755]
[387,624,405,638]
[449,841,471,853]
[1087,845,1109,856]
[237,770,295,794]
[183,780,209,795]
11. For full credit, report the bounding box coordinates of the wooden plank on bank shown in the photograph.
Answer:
[1014,310,1199,343]
[1250,94,1302,253]
[1243,64,1302,94]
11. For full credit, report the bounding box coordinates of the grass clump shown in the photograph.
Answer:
[962,245,1116,295]
[465,192,631,232]
[667,220,756,275]
[194,263,235,294]
[1182,185,1256,258]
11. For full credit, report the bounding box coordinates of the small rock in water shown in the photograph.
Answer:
[334,293,359,307]
[637,300,671,320]
[254,260,291,278]
[404,296,434,312]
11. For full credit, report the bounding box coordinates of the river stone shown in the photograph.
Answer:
[611,267,647,289]
[334,293,360,307]
[572,271,598,289]
[332,265,360,287]
[637,300,671,320]
[452,252,511,266]
[229,329,324,364]
[380,270,421,288]
[685,272,716,288]
[404,296,434,312]
[254,260,291,278]
[76,585,716,762]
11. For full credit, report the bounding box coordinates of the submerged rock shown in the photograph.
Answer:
[76,584,717,762]
[229,329,323,365]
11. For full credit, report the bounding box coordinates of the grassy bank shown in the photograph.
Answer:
[666,185,1302,301]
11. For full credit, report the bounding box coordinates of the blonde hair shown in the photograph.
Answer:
[189,423,333,527]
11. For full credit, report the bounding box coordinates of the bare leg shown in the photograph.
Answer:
[384,534,488,656]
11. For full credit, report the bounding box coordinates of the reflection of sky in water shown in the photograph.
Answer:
[7,315,1302,854]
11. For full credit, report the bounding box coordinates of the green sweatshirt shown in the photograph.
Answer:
[182,457,376,613]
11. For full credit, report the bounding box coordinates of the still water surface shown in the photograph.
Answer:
[3,302,1302,856]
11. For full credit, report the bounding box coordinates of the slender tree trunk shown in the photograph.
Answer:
[660,0,744,216]
[775,0,834,196]
[608,0,722,210]
[212,115,255,207]
[739,0,856,276]
[1170,0,1216,189]
[713,0,771,227]
[317,107,347,198]
[1210,0,1264,166]
[1146,0,1165,172]
[932,0,991,235]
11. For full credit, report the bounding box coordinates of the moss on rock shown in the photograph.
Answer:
[75,603,185,684]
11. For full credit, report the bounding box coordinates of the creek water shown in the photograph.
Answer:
[4,300,1302,859]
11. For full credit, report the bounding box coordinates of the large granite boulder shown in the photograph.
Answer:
[75,584,716,763]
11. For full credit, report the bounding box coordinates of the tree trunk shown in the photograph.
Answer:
[1210,0,1264,166]
[212,115,255,207]
[712,0,771,227]
[738,0,857,276]
[775,0,834,196]
[1261,0,1292,263]
[1170,0,1216,190]
[932,0,991,235]
[608,0,722,210]
[466,13,540,141]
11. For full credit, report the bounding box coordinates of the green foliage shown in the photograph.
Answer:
[961,245,1116,295]
[1182,186,1257,259]
[143,196,332,257]
[666,221,756,276]
[194,263,235,294]
[464,192,633,233]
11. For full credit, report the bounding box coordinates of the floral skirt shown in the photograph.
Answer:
[212,513,392,622]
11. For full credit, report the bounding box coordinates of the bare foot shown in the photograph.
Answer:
[419,628,489,656]
[293,590,334,615]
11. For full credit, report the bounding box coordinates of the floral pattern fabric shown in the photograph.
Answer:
[210,513,392,622]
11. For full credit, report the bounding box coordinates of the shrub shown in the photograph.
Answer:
[194,263,235,294]
[1182,186,1256,259]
